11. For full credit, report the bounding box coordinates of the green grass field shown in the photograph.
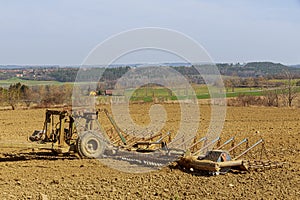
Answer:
[1,78,299,101]
[0,77,65,87]
[0,77,97,87]
[126,84,266,100]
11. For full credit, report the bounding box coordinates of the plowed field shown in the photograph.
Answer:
[0,104,299,199]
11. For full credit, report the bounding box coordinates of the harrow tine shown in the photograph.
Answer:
[233,139,264,160]
[155,131,170,143]
[228,138,248,152]
[188,137,207,152]
[192,137,220,156]
[216,137,234,150]
[168,134,195,149]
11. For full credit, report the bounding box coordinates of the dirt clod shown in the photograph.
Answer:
[0,105,298,199]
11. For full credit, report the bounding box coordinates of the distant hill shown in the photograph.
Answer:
[243,62,295,75]
[290,64,300,68]
[0,62,300,83]
[217,62,300,77]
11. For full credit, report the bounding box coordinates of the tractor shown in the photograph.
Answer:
[29,109,106,158]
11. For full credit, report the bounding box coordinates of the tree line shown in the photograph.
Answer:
[227,72,299,107]
[0,83,73,110]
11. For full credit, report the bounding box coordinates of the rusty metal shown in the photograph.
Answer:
[176,135,284,175]
[246,160,286,171]
[99,109,127,145]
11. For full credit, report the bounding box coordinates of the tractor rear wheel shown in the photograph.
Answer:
[76,132,105,158]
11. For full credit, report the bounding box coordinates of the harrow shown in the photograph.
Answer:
[0,108,284,175]
[177,137,285,174]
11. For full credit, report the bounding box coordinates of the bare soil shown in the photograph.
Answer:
[0,104,299,199]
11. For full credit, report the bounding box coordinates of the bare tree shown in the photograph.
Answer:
[23,87,37,108]
[223,79,232,92]
[263,89,279,107]
[281,71,298,107]
[255,77,266,89]
[224,78,240,92]
[0,87,7,105]
[7,83,22,110]
[232,78,241,92]
[245,77,255,90]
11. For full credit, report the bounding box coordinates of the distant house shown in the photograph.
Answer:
[16,74,23,77]
[89,91,97,96]
[105,90,113,96]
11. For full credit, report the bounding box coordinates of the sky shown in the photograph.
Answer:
[0,0,299,65]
